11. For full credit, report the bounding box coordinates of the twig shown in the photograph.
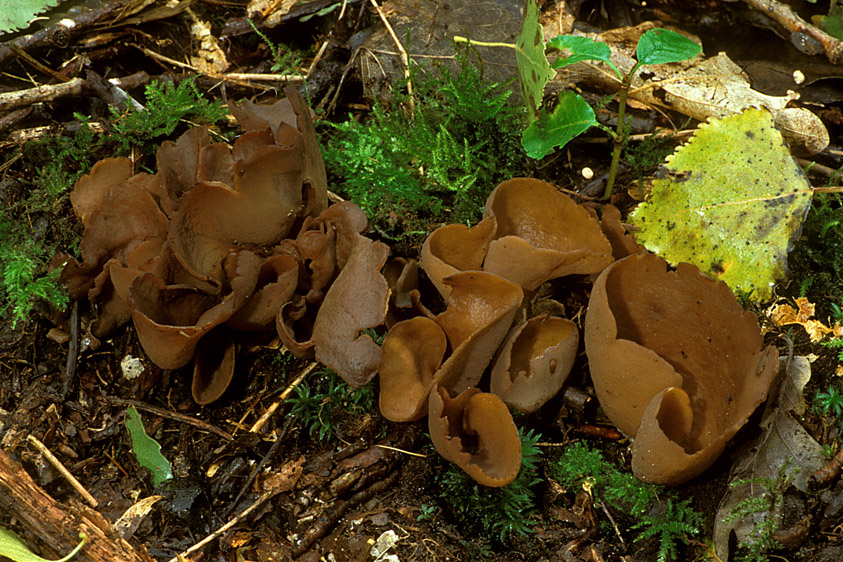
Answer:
[101,397,233,441]
[62,300,79,399]
[368,0,414,115]
[0,71,150,113]
[166,489,280,562]
[249,361,318,433]
[0,0,138,70]
[223,416,294,518]
[26,435,98,508]
[742,0,843,64]
[595,500,625,548]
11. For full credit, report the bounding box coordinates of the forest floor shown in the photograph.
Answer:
[2,0,843,561]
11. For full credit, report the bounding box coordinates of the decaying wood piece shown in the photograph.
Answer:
[0,447,154,562]
[0,71,150,113]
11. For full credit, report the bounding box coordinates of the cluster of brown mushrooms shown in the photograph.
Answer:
[61,87,388,404]
[62,88,779,488]
[379,177,778,487]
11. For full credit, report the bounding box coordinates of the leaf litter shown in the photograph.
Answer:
[713,356,826,560]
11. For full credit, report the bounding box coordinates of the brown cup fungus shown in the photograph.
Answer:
[490,315,579,414]
[428,386,522,487]
[380,178,614,486]
[62,87,388,403]
[585,254,778,486]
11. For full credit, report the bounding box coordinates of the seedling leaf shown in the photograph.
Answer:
[547,35,614,70]
[125,406,173,487]
[0,528,86,562]
[636,28,701,66]
[521,91,598,159]
[630,108,812,301]
[516,0,555,122]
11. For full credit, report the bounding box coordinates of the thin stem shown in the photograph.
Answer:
[453,36,517,50]
[603,75,630,199]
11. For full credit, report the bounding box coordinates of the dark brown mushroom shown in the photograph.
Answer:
[434,272,523,394]
[420,217,496,300]
[428,385,522,487]
[585,254,778,485]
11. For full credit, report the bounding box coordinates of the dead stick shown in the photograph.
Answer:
[0,72,150,113]
[0,447,154,562]
[250,361,318,433]
[26,435,98,508]
[368,0,414,115]
[101,397,233,441]
[166,489,280,562]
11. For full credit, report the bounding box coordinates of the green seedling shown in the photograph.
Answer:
[539,29,700,198]
[416,503,437,522]
[814,382,843,418]
[438,428,542,542]
[125,405,173,488]
[551,441,703,561]
[0,527,86,562]
[456,1,700,198]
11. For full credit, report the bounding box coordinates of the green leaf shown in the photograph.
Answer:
[636,28,701,66]
[630,108,813,301]
[521,91,598,159]
[515,0,556,122]
[0,0,61,34]
[547,35,613,69]
[125,406,173,487]
[0,528,86,562]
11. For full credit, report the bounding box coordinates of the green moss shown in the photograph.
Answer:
[437,428,542,543]
[284,367,377,442]
[321,54,528,250]
[110,78,228,154]
[550,441,703,561]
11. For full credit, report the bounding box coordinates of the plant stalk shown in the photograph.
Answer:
[603,75,630,200]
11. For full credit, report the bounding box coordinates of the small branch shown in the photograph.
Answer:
[0,72,150,113]
[101,397,234,441]
[249,361,318,433]
[166,489,280,562]
[369,0,414,115]
[452,36,517,50]
[26,435,98,508]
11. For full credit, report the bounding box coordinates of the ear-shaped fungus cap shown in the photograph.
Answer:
[420,218,496,300]
[428,386,522,487]
[585,254,778,486]
[311,235,390,388]
[379,316,448,422]
[434,272,523,394]
[482,178,613,291]
[490,315,579,414]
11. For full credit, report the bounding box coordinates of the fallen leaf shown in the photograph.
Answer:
[713,356,825,560]
[768,297,843,342]
[630,108,813,301]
